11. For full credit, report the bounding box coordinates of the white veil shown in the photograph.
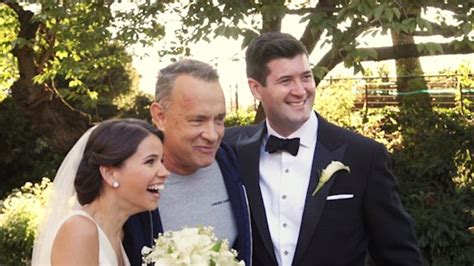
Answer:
[31,125,97,265]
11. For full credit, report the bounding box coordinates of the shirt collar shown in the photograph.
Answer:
[265,111,318,148]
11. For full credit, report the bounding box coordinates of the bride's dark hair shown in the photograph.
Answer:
[74,118,164,205]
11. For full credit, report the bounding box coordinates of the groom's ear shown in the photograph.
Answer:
[150,102,166,131]
[99,165,115,187]
[248,78,263,101]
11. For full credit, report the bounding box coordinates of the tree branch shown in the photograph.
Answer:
[4,1,40,84]
[299,0,336,54]
[260,0,285,32]
[286,6,338,15]
[3,1,91,153]
[2,1,24,15]
[365,42,474,61]
[413,22,460,38]
[425,2,468,14]
[36,24,56,73]
[316,41,474,81]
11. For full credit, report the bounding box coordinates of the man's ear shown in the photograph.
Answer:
[248,78,263,101]
[150,102,166,131]
[99,165,116,188]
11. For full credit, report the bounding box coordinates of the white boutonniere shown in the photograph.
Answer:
[312,161,350,196]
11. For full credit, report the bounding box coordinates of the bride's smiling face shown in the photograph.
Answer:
[113,134,169,213]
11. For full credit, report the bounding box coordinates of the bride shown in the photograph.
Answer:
[31,118,169,265]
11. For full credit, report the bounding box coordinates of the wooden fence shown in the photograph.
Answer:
[321,74,474,112]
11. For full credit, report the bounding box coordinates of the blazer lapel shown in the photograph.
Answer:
[235,123,277,264]
[292,115,347,265]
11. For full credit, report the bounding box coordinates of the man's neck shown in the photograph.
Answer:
[164,159,198,176]
[266,120,307,138]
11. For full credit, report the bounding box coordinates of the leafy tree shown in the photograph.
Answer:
[0,0,165,152]
[0,5,18,100]
[0,1,161,196]
[376,63,390,79]
[2,0,472,141]
[146,0,473,121]
[389,2,431,109]
[0,97,60,198]
[164,0,473,76]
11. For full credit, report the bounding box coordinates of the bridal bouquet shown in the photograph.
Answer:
[141,226,245,266]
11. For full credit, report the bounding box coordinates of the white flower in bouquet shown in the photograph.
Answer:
[141,226,245,266]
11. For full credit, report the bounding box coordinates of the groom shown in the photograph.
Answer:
[224,32,423,265]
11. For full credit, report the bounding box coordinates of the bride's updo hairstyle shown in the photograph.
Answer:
[74,118,164,205]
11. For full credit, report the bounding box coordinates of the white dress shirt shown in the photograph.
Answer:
[260,112,318,266]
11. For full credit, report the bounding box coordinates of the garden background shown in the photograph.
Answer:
[0,1,473,265]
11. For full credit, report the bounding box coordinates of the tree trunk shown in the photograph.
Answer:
[8,2,91,153]
[253,0,285,124]
[11,81,91,154]
[391,31,431,110]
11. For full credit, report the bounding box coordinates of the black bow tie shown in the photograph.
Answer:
[265,135,300,156]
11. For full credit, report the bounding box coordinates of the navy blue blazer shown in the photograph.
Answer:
[224,113,422,266]
[123,142,252,266]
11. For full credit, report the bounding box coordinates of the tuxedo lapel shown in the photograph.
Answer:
[292,115,347,265]
[235,123,277,263]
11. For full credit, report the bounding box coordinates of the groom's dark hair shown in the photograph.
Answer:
[245,32,309,86]
[74,118,163,205]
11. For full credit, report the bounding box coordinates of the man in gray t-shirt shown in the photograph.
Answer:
[159,161,237,244]
[148,59,247,255]
[124,59,251,266]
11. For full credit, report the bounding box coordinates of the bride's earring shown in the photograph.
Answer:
[112,180,120,188]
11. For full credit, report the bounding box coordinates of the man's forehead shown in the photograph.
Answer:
[266,55,311,76]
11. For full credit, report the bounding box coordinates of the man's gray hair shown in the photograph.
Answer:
[155,59,219,106]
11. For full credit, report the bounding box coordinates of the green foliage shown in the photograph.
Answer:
[117,92,154,121]
[113,1,166,47]
[30,2,115,89]
[0,178,52,265]
[146,0,473,83]
[439,60,474,89]
[313,79,356,128]
[0,97,62,199]
[0,5,18,96]
[1,103,472,265]
[352,107,474,265]
[0,14,151,195]
[394,109,473,265]
[0,89,154,199]
[352,106,403,151]
[304,82,473,264]
[55,43,141,120]
[1,1,156,116]
[225,110,256,127]
[376,64,390,79]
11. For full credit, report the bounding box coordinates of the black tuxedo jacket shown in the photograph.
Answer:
[224,113,422,266]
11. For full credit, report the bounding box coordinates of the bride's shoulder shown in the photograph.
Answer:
[59,213,98,238]
[55,213,99,245]
[51,213,99,261]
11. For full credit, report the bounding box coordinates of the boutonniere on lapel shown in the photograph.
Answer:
[312,161,350,196]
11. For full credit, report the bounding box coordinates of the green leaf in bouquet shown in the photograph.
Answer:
[212,240,223,252]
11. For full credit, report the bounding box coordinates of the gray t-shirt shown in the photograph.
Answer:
[159,161,238,245]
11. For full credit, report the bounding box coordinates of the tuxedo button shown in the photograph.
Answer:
[284,251,289,256]
[282,195,287,199]
[283,223,287,228]
[284,169,289,173]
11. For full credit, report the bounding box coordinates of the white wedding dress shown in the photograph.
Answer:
[32,126,131,266]
[60,210,131,266]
